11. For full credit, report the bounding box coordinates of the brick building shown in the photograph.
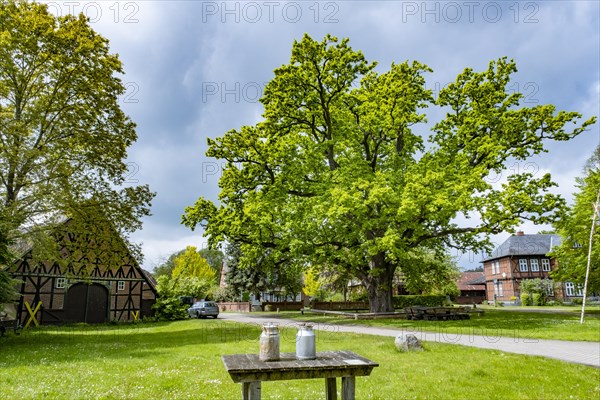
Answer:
[456,271,486,304]
[482,231,584,304]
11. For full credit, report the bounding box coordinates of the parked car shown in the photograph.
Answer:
[187,301,219,319]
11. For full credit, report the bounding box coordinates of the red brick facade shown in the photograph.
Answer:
[483,232,581,303]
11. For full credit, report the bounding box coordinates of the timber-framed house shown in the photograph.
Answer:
[5,218,157,325]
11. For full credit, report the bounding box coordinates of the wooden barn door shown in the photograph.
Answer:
[64,283,109,323]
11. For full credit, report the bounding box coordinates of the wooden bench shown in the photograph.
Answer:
[404,306,471,321]
[222,350,378,400]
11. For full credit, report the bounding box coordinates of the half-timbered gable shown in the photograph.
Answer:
[7,218,156,325]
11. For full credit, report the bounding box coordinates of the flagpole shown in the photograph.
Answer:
[580,188,600,324]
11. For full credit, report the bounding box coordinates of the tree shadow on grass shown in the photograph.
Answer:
[0,320,266,368]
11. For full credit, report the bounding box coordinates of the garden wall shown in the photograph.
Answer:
[262,301,304,311]
[217,302,251,312]
[311,301,369,311]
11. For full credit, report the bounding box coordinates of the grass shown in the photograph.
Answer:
[269,308,600,342]
[0,320,599,399]
[477,304,600,313]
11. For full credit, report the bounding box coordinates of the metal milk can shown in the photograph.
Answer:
[259,323,280,361]
[296,323,316,360]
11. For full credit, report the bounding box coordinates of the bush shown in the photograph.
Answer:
[264,304,274,312]
[520,293,531,306]
[152,275,213,321]
[392,295,446,309]
[152,296,189,321]
[349,288,367,302]
[532,293,544,306]
[572,298,583,305]
[210,286,234,302]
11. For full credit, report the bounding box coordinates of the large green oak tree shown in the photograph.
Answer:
[0,1,153,273]
[183,35,595,312]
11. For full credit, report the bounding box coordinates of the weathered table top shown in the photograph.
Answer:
[222,350,378,383]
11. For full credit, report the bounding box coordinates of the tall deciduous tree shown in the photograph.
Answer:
[0,0,153,265]
[153,249,185,278]
[551,146,600,293]
[172,246,216,283]
[399,249,460,297]
[198,248,224,275]
[183,35,596,312]
[0,216,19,304]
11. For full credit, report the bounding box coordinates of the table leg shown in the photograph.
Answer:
[325,377,337,400]
[341,376,355,400]
[242,381,261,400]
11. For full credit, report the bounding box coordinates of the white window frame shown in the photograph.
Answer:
[530,259,539,272]
[565,282,584,297]
[55,277,66,289]
[117,281,125,291]
[491,261,500,275]
[565,282,574,296]
[494,281,503,297]
[541,259,551,272]
[519,258,528,272]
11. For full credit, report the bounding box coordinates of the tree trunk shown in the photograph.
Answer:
[361,253,395,313]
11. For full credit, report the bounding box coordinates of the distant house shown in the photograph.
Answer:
[481,231,584,304]
[456,271,486,304]
[5,218,157,325]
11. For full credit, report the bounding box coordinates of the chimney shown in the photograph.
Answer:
[516,231,525,236]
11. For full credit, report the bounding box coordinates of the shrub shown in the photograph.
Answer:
[392,295,446,309]
[532,293,544,306]
[349,288,368,302]
[520,293,531,306]
[152,296,188,321]
[572,298,583,305]
[210,286,233,302]
[152,275,213,321]
[264,304,274,312]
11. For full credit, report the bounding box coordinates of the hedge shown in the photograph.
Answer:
[392,295,446,308]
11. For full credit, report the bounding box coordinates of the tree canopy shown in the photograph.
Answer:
[551,146,600,293]
[399,249,460,297]
[172,246,217,283]
[0,0,153,267]
[0,219,19,304]
[222,241,302,301]
[183,34,596,312]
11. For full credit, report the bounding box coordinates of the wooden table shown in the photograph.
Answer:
[222,350,378,400]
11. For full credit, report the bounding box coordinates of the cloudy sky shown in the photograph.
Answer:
[44,1,599,270]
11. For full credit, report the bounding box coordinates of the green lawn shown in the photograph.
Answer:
[1,320,598,399]
[271,308,600,342]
